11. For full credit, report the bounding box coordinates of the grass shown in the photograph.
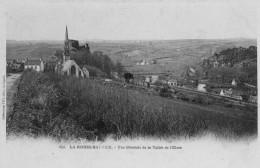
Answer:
[7,70,257,141]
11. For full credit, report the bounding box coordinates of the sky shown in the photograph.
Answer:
[6,0,257,41]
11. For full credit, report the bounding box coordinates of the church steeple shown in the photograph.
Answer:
[65,25,68,41]
[63,25,70,62]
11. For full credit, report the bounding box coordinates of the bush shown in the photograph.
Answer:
[195,95,203,104]
[159,87,171,97]
[179,95,189,101]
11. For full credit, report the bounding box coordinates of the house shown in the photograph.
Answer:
[111,72,119,79]
[133,78,145,86]
[140,60,146,65]
[232,95,242,100]
[151,75,159,83]
[11,63,23,72]
[197,83,207,92]
[24,59,44,72]
[168,79,178,87]
[231,79,237,86]
[213,61,219,67]
[6,60,13,67]
[249,95,257,103]
[144,76,158,84]
[145,77,151,83]
[220,88,232,97]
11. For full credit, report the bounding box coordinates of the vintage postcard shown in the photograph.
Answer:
[0,0,259,167]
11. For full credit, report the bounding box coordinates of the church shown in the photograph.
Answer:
[56,26,89,78]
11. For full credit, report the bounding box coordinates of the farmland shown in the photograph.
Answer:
[7,38,256,76]
[7,71,257,141]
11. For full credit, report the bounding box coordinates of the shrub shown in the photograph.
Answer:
[179,95,189,101]
[195,95,203,104]
[159,87,171,97]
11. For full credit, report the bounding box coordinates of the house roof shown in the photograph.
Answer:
[168,79,177,82]
[25,60,42,66]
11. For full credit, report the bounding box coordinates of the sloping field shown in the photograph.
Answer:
[7,71,257,141]
[6,43,61,60]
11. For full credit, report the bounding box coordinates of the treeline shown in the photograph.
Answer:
[72,49,124,78]
[206,66,256,85]
[214,46,256,66]
[53,48,125,78]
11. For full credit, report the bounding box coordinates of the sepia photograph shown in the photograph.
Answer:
[1,0,258,167]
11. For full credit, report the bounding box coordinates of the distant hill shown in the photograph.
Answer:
[115,49,148,57]
[202,46,257,69]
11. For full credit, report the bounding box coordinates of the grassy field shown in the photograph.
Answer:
[7,71,257,141]
[6,42,62,61]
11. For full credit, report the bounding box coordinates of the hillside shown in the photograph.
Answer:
[202,46,257,85]
[202,46,257,68]
[7,71,257,141]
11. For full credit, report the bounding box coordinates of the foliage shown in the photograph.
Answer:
[71,50,125,78]
[216,46,256,66]
[203,46,257,85]
[159,87,171,97]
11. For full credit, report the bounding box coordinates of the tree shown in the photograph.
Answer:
[123,73,134,83]
[115,61,123,76]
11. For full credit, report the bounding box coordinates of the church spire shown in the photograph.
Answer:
[65,25,68,41]
[64,25,70,62]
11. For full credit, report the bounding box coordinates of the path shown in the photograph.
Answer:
[6,73,21,122]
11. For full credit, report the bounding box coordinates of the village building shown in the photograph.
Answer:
[11,63,23,72]
[197,83,207,92]
[220,88,232,97]
[24,59,44,72]
[145,75,159,84]
[249,95,257,103]
[231,79,237,87]
[168,79,178,87]
[145,76,151,83]
[151,75,159,83]
[213,61,219,67]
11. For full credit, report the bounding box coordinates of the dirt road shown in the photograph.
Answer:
[6,73,21,121]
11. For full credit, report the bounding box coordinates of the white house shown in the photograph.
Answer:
[151,75,159,83]
[168,79,178,87]
[220,88,232,97]
[231,79,237,86]
[197,83,207,92]
[24,59,44,72]
[145,76,159,83]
